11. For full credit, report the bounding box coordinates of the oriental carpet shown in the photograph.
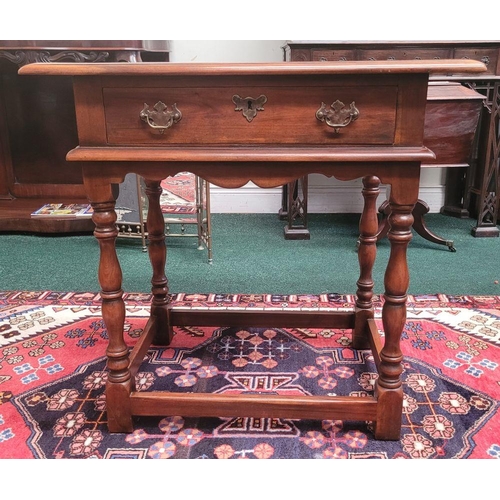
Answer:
[160,172,197,215]
[0,291,499,459]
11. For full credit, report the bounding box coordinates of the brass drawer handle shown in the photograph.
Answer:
[316,100,359,133]
[140,101,182,134]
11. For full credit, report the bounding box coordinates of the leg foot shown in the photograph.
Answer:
[373,383,403,440]
[106,379,134,433]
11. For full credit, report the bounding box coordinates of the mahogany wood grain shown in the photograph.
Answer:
[66,146,436,163]
[72,76,107,147]
[424,82,484,166]
[83,173,133,432]
[376,165,419,439]
[19,60,487,441]
[19,59,486,76]
[128,317,156,377]
[144,179,172,345]
[71,159,430,193]
[169,309,355,329]
[130,392,379,421]
[103,84,398,146]
[353,176,380,349]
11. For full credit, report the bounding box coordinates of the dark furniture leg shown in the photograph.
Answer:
[284,178,457,251]
[470,81,500,238]
[440,167,470,218]
[354,176,380,349]
[283,176,310,240]
[144,178,173,346]
[377,199,456,251]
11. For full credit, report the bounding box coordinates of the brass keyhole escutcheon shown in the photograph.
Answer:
[232,94,267,122]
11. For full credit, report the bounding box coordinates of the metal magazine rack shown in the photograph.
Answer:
[116,173,212,263]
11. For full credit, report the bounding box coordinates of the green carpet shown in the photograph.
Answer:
[1,213,499,296]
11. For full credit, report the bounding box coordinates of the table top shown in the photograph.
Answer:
[19,59,487,76]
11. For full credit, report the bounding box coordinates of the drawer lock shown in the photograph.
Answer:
[232,94,267,122]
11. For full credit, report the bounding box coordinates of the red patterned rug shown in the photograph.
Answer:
[160,172,197,215]
[1,291,499,459]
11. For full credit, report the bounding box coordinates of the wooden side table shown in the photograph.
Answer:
[20,59,486,440]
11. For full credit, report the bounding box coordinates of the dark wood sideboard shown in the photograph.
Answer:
[0,40,170,233]
[19,59,486,439]
[281,41,500,239]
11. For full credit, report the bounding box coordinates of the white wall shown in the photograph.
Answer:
[170,40,446,214]
[169,40,285,63]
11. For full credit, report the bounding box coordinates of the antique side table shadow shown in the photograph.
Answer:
[20,60,486,440]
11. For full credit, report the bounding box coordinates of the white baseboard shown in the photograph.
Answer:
[210,184,282,213]
[210,183,446,214]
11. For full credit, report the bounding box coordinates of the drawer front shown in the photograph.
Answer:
[311,49,356,61]
[289,48,312,61]
[359,48,450,61]
[103,85,398,146]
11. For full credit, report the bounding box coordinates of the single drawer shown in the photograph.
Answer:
[311,49,356,61]
[103,84,398,146]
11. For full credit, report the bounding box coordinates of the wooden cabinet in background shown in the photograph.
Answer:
[282,41,500,239]
[0,40,170,233]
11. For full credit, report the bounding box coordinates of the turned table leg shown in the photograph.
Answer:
[354,175,380,349]
[87,178,133,433]
[144,179,173,345]
[375,180,416,440]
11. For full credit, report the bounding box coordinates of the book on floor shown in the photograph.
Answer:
[30,203,93,218]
